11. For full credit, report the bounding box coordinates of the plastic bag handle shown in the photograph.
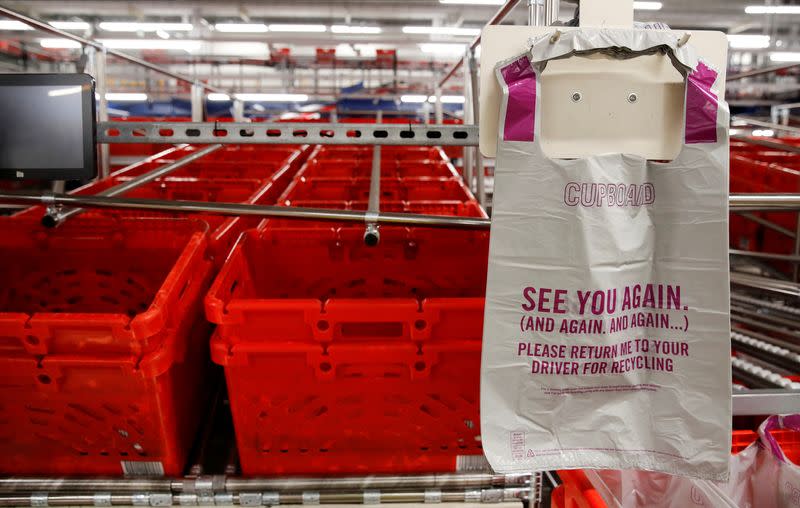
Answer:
[759,414,800,463]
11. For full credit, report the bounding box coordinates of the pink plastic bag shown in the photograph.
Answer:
[588,415,799,507]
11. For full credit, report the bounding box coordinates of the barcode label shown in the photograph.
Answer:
[456,454,492,472]
[121,461,165,477]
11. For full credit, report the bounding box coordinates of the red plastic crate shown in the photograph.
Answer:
[206,226,489,475]
[0,217,214,475]
[299,159,458,179]
[282,177,473,202]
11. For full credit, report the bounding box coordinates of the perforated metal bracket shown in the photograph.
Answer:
[98,122,479,146]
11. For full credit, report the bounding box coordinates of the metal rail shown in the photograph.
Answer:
[99,122,479,146]
[732,117,800,135]
[730,249,800,263]
[0,474,529,494]
[438,0,522,88]
[43,145,223,226]
[731,135,800,155]
[727,63,800,81]
[3,192,800,231]
[0,6,226,94]
[730,272,800,298]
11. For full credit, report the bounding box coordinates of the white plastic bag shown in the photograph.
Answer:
[589,414,800,507]
[481,29,731,480]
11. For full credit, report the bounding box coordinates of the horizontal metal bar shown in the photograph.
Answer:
[731,135,800,155]
[730,249,800,262]
[2,192,799,231]
[0,474,528,495]
[731,272,800,298]
[727,63,800,81]
[98,122,480,146]
[731,389,800,415]
[729,193,800,211]
[732,116,800,135]
[45,144,222,226]
[0,191,492,229]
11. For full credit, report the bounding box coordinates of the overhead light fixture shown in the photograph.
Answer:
[208,93,231,101]
[745,5,800,14]
[98,39,202,51]
[40,38,82,48]
[0,20,33,30]
[419,43,467,56]
[439,0,504,4]
[403,26,480,36]
[267,24,327,33]
[214,23,268,33]
[633,1,663,10]
[770,52,800,62]
[331,25,382,34]
[98,22,193,32]
[427,95,466,104]
[400,95,429,103]
[49,21,91,30]
[235,93,309,102]
[106,92,148,101]
[727,34,771,49]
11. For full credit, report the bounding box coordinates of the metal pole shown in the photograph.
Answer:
[463,46,476,193]
[728,63,800,81]
[794,216,800,281]
[232,99,245,122]
[42,144,222,226]
[730,272,800,298]
[737,212,796,239]
[365,145,382,246]
[731,135,800,155]
[732,117,800,135]
[434,86,444,124]
[0,6,226,94]
[3,192,798,232]
[438,0,522,88]
[543,0,559,25]
[191,83,205,122]
[466,47,485,209]
[730,249,800,263]
[94,47,110,178]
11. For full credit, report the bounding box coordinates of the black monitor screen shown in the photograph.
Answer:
[0,74,96,180]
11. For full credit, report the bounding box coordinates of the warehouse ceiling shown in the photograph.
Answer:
[1,1,798,96]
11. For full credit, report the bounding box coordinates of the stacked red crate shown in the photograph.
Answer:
[206,143,490,475]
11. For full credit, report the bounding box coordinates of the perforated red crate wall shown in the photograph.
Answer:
[206,226,489,475]
[0,217,214,475]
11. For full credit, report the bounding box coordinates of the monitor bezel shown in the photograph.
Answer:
[0,73,97,180]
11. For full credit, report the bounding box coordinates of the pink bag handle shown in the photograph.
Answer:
[759,414,800,463]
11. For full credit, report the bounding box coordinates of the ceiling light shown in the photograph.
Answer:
[401,95,429,103]
[439,0,504,4]
[156,29,170,39]
[633,1,663,10]
[98,39,202,51]
[214,23,268,33]
[98,22,193,32]
[727,34,771,49]
[770,52,800,62]
[208,93,231,101]
[419,43,467,56]
[745,5,800,14]
[0,20,32,30]
[235,93,309,102]
[331,25,382,34]
[49,21,90,30]
[40,38,82,48]
[428,95,466,104]
[106,93,148,101]
[267,24,327,33]
[403,26,480,36]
